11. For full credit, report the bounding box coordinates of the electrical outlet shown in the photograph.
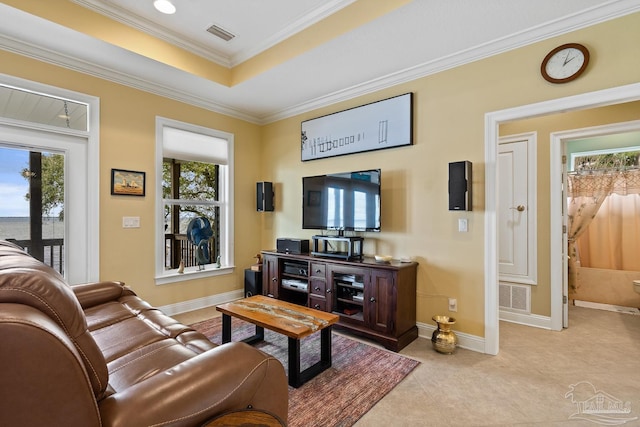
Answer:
[458,218,468,232]
[448,298,457,312]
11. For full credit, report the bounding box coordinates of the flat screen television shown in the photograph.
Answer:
[302,169,381,233]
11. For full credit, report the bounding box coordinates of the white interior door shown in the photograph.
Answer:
[498,133,537,285]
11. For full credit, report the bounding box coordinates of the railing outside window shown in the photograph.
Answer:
[164,234,216,269]
[6,238,64,275]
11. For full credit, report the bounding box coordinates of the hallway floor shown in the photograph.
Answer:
[175,305,640,426]
[357,305,640,426]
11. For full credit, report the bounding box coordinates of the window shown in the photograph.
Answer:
[570,146,640,171]
[155,117,234,283]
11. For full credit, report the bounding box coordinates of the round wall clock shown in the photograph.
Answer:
[540,43,590,84]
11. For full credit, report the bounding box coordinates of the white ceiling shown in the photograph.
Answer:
[1,0,639,124]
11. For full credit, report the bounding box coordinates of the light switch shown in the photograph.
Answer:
[458,218,468,232]
[123,216,140,228]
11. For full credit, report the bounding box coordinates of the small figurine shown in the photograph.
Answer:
[251,253,263,272]
[177,259,185,274]
[216,255,221,268]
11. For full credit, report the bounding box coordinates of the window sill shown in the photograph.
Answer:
[155,265,235,285]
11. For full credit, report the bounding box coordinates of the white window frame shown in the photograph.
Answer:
[155,117,234,284]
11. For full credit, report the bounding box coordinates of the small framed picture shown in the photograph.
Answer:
[111,168,145,196]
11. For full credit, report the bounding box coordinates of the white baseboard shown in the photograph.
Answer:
[158,289,244,316]
[499,310,552,329]
[417,321,485,354]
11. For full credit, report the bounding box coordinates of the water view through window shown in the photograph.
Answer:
[0,145,65,273]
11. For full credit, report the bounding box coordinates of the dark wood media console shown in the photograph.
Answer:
[261,250,418,351]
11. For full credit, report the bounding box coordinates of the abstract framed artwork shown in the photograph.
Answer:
[301,93,413,161]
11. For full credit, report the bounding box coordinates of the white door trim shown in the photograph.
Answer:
[0,74,100,282]
[484,82,640,355]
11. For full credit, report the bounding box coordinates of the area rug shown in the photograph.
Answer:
[190,316,420,427]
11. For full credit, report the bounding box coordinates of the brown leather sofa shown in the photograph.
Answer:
[0,240,288,426]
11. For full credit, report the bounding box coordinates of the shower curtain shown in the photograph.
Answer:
[566,168,640,290]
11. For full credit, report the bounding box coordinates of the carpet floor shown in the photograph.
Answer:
[190,316,420,427]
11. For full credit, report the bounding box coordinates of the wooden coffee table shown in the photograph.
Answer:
[216,295,339,388]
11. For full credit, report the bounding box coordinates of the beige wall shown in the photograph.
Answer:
[500,101,640,316]
[1,12,638,337]
[262,13,640,337]
[0,50,265,307]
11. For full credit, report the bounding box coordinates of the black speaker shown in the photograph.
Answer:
[276,238,310,254]
[256,181,274,212]
[244,269,262,297]
[448,161,472,211]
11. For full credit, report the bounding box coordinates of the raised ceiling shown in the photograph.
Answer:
[1,0,638,124]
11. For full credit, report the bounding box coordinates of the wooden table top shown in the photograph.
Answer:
[216,295,339,340]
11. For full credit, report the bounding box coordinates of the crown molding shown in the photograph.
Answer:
[0,32,261,124]
[261,0,640,124]
[71,0,356,68]
[229,0,357,66]
[3,1,639,126]
[71,0,232,67]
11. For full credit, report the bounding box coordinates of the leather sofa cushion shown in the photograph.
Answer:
[84,292,217,392]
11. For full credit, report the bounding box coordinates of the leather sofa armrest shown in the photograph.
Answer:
[98,342,288,427]
[71,281,133,309]
[0,304,102,427]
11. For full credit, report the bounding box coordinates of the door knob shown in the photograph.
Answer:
[510,205,525,212]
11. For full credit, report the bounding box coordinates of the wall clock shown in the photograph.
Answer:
[540,43,590,84]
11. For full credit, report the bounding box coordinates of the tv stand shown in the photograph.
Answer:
[261,250,418,351]
[311,235,363,261]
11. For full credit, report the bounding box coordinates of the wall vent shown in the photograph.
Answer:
[206,24,236,41]
[499,282,530,312]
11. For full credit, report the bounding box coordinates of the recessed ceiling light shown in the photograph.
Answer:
[153,0,176,15]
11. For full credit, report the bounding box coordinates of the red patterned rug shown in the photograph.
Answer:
[190,316,419,427]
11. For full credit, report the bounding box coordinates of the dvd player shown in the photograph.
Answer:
[281,279,308,292]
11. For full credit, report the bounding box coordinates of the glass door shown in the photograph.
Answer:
[0,145,65,274]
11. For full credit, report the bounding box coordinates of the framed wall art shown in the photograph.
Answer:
[301,92,413,161]
[111,168,146,196]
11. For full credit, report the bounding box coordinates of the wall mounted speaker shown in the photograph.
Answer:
[256,181,274,212]
[448,161,472,211]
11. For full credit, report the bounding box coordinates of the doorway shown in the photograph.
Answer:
[484,82,640,355]
[0,74,100,283]
[551,120,640,327]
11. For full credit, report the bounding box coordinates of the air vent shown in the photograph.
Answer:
[499,283,530,312]
[206,24,235,41]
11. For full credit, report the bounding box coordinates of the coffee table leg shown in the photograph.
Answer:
[321,325,332,366]
[222,314,231,343]
[287,326,333,388]
[288,337,301,388]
